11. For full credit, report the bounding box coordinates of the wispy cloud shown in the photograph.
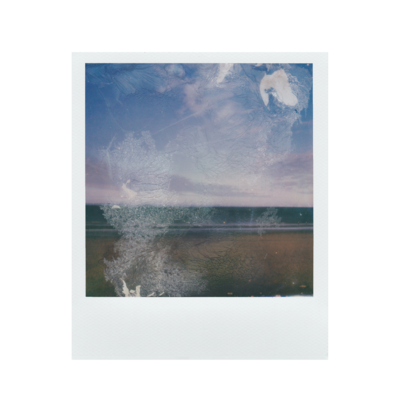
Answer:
[86,63,313,206]
[170,175,247,197]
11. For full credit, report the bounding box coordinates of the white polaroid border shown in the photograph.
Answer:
[72,53,328,359]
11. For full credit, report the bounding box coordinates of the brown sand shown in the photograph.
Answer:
[86,231,313,297]
[86,235,118,297]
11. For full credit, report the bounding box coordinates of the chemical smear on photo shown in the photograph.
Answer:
[94,64,312,297]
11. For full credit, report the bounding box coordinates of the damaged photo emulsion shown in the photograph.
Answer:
[85,63,313,298]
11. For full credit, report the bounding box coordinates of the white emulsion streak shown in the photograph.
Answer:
[121,279,130,296]
[121,279,142,297]
[259,69,298,107]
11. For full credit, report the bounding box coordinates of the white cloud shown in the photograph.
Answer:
[259,69,298,107]
[216,63,234,84]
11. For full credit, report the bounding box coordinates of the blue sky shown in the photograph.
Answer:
[85,63,313,207]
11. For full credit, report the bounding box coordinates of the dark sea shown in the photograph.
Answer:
[86,205,313,297]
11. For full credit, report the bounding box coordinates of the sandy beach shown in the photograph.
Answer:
[86,230,313,297]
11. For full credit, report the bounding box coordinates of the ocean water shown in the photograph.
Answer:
[87,205,313,229]
[86,205,313,297]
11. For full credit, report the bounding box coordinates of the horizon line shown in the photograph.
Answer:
[85,203,314,208]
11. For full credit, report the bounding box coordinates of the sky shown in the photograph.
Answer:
[85,63,313,207]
